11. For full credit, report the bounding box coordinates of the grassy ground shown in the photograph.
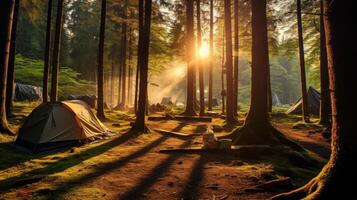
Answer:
[0,103,329,200]
[15,55,96,97]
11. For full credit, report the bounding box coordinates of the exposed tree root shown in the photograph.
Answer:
[225,118,239,126]
[130,124,151,134]
[231,123,304,152]
[271,177,320,200]
[272,170,330,200]
[0,127,15,135]
[272,158,353,200]
[180,109,197,117]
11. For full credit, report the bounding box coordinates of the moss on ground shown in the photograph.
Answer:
[0,103,328,199]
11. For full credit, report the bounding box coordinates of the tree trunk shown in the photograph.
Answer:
[296,0,309,122]
[117,48,122,107]
[196,0,205,116]
[134,0,144,114]
[243,0,270,133]
[42,0,53,104]
[273,0,356,199]
[0,0,15,135]
[233,0,239,116]
[319,0,330,125]
[50,0,64,102]
[182,0,197,116]
[224,0,237,124]
[127,27,133,105]
[5,0,19,117]
[193,63,198,111]
[132,0,152,132]
[221,24,225,115]
[267,63,272,112]
[111,56,115,106]
[97,0,106,119]
[134,57,139,113]
[231,0,301,148]
[208,0,214,111]
[120,0,128,108]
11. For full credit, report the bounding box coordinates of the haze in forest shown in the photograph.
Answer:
[1,0,354,200]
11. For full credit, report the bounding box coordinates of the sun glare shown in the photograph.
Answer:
[173,66,186,77]
[198,42,209,58]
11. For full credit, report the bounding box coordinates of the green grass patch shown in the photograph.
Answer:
[15,54,96,97]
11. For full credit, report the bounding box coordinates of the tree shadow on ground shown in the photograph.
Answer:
[0,131,136,191]
[180,150,323,199]
[172,122,188,132]
[118,139,192,200]
[47,135,171,200]
[297,140,330,159]
[0,142,69,171]
[193,124,207,134]
[180,155,206,200]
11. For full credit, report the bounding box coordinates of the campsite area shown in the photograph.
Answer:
[1,0,354,200]
[0,102,329,200]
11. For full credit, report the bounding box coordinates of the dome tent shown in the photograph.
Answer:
[15,100,109,152]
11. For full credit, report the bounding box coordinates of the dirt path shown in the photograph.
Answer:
[1,118,329,200]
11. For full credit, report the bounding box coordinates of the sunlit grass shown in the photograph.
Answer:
[0,102,328,199]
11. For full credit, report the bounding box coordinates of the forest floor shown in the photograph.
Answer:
[0,103,330,200]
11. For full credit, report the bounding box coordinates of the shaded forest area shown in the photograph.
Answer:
[1,0,355,199]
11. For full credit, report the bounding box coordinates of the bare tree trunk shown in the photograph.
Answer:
[182,0,197,116]
[273,0,356,199]
[296,0,309,122]
[42,0,53,104]
[224,0,237,124]
[50,0,64,102]
[134,58,139,113]
[97,0,106,119]
[244,0,270,129]
[0,0,15,135]
[208,0,214,111]
[117,50,122,107]
[319,0,330,125]
[231,0,301,148]
[196,0,205,116]
[120,0,128,108]
[134,0,144,114]
[267,63,272,112]
[127,27,133,106]
[6,0,19,117]
[110,56,115,107]
[132,0,152,132]
[193,63,198,111]
[221,24,225,115]
[233,0,239,116]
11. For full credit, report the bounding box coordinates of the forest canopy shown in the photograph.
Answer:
[14,0,322,105]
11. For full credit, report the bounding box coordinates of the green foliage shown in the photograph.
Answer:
[274,0,322,90]
[15,55,96,97]
[67,0,100,81]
